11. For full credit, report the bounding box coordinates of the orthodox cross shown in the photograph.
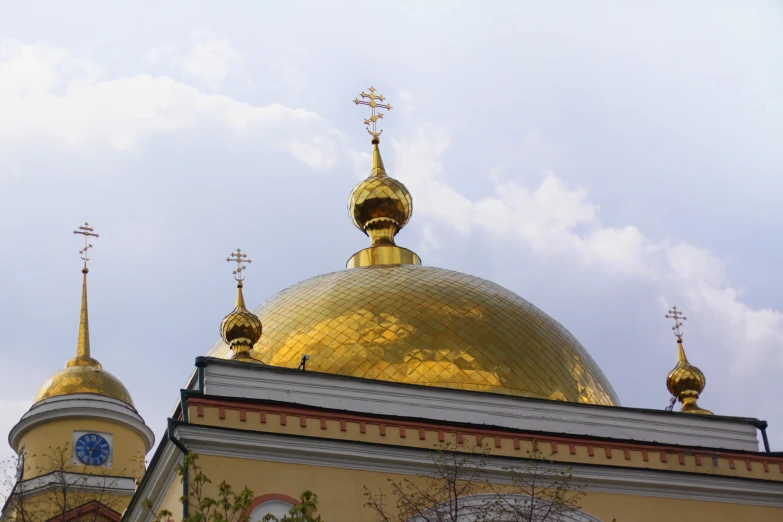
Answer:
[353,86,392,137]
[73,222,99,270]
[226,248,252,281]
[665,306,687,339]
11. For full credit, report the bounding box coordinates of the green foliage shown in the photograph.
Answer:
[145,454,253,522]
[143,454,321,522]
[363,441,587,522]
[261,491,322,522]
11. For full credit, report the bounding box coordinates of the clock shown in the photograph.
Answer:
[75,433,111,466]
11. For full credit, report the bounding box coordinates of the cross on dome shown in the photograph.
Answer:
[353,86,392,137]
[73,222,99,272]
[226,248,252,282]
[665,306,687,339]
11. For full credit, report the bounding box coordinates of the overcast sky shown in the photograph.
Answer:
[1,1,782,465]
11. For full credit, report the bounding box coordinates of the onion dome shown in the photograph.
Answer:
[221,249,262,360]
[666,338,712,415]
[36,226,134,406]
[346,88,420,268]
[220,281,262,360]
[348,136,413,246]
[664,306,712,415]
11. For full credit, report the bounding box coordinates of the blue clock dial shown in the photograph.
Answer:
[75,433,110,466]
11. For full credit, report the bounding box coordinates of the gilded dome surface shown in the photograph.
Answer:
[35,363,134,406]
[207,264,619,406]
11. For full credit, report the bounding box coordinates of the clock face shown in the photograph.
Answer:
[15,450,24,482]
[75,433,110,466]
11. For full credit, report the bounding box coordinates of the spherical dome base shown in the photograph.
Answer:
[207,265,619,406]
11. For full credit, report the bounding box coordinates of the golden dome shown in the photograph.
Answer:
[35,362,134,406]
[207,264,619,406]
[221,281,263,360]
[348,137,413,247]
[666,338,712,415]
[34,255,134,407]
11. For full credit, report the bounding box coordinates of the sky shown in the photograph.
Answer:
[1,0,782,467]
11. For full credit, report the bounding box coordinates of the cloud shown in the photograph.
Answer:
[179,30,245,90]
[393,123,783,370]
[0,39,340,167]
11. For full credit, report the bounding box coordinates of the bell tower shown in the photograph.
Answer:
[3,224,154,522]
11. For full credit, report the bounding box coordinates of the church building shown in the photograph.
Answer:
[4,88,783,522]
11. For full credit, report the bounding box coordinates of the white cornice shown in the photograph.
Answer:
[171,423,783,508]
[199,361,760,452]
[17,471,136,497]
[9,395,155,452]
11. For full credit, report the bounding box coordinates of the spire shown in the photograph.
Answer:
[347,86,420,268]
[664,306,712,415]
[221,249,262,361]
[68,223,101,368]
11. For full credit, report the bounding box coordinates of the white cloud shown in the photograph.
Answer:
[180,30,244,90]
[0,39,340,167]
[393,123,783,370]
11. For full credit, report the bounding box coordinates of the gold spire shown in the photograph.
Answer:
[664,306,713,415]
[220,249,262,361]
[68,223,101,368]
[347,86,420,268]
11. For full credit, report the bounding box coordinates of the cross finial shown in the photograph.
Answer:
[226,248,252,282]
[353,86,392,137]
[665,305,687,339]
[73,222,99,272]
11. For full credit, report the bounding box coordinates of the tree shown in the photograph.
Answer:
[143,454,322,522]
[363,441,586,522]
[1,445,126,522]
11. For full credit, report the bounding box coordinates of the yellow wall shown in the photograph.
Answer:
[152,454,782,522]
[188,404,783,482]
[17,418,146,481]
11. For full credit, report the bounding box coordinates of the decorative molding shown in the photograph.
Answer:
[124,440,180,522]
[17,471,136,497]
[172,423,783,508]
[199,360,760,452]
[187,397,783,477]
[9,395,155,452]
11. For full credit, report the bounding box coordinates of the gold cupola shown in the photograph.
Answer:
[664,306,712,415]
[220,249,262,360]
[35,223,134,405]
[347,87,420,268]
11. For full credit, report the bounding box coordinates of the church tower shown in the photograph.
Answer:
[4,224,154,522]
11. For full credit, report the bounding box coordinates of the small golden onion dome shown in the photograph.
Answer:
[220,281,262,360]
[666,338,712,415]
[348,137,413,246]
[34,268,134,406]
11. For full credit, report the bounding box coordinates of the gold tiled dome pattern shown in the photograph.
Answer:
[221,308,263,346]
[349,177,412,232]
[35,365,134,406]
[207,265,619,406]
[667,363,706,397]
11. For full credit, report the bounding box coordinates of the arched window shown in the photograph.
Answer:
[246,494,298,522]
[409,493,604,522]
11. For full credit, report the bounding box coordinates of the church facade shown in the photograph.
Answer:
[4,89,783,521]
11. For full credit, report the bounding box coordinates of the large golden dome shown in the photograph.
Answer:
[35,361,134,406]
[207,264,619,406]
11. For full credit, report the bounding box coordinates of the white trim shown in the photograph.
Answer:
[170,424,783,508]
[9,395,154,452]
[123,440,180,522]
[16,471,136,497]
[199,361,760,452]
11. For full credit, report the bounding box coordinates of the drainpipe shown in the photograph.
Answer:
[167,419,189,520]
[755,420,771,453]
